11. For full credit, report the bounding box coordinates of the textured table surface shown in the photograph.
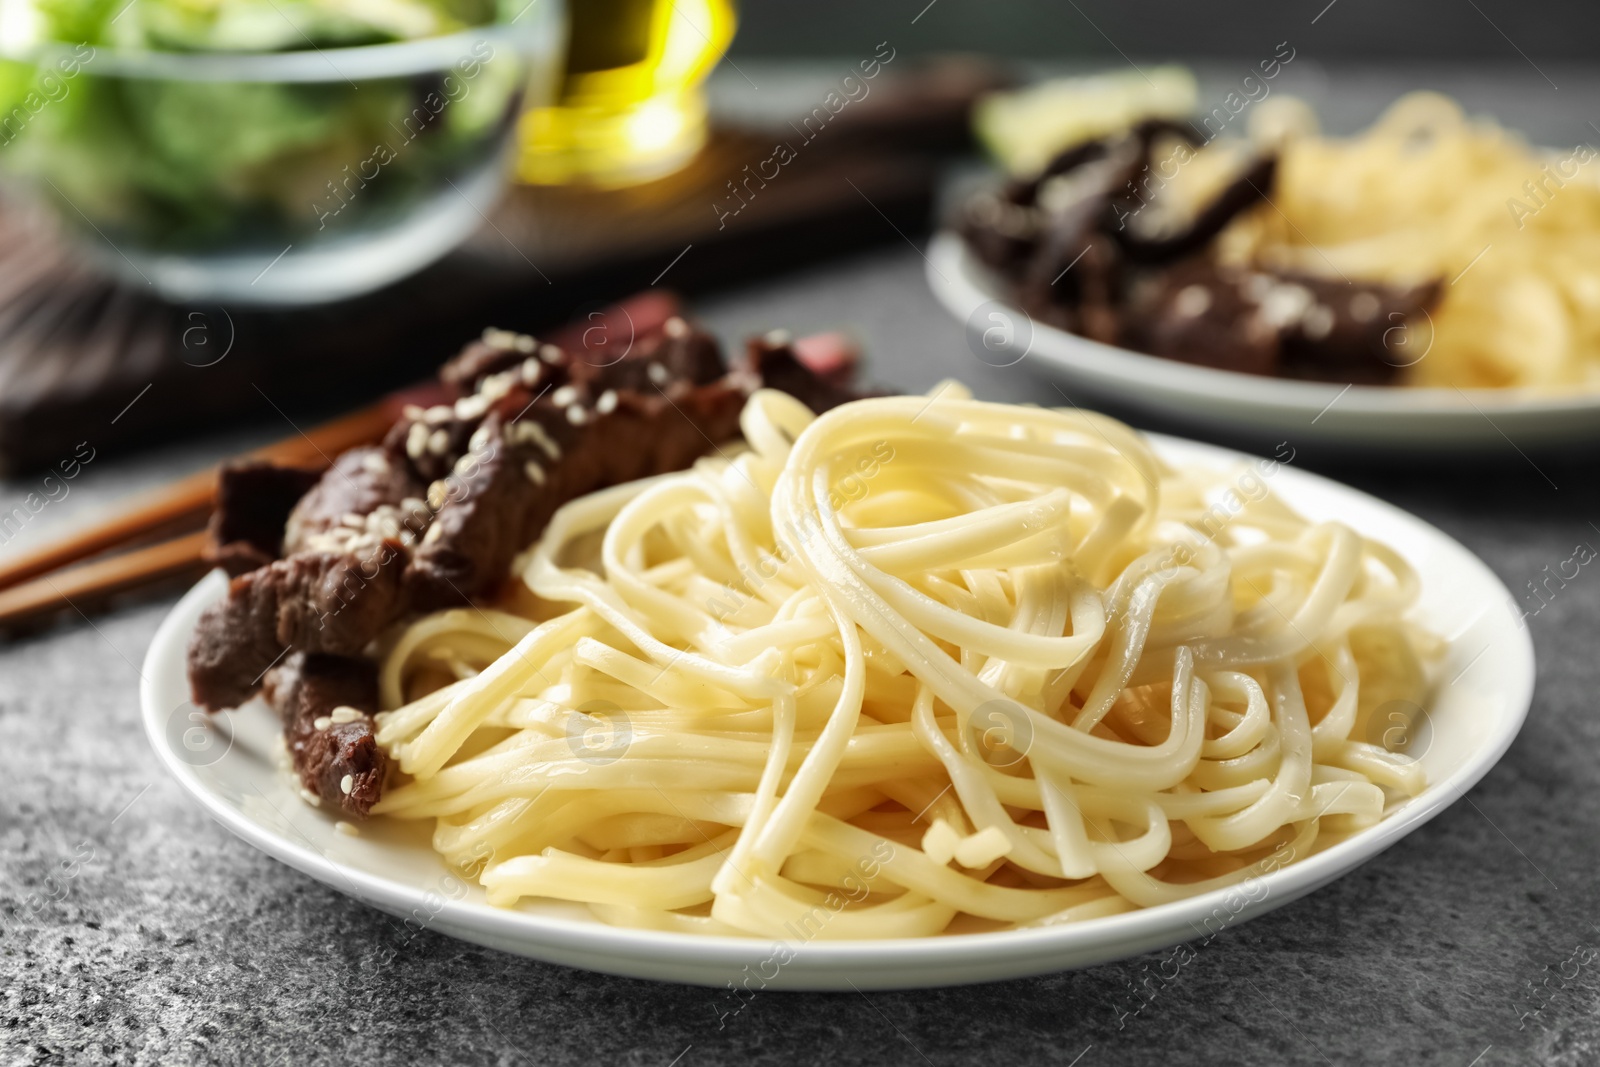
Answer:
[6,62,1600,1067]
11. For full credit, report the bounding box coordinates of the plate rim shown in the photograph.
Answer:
[925,231,1600,421]
[140,435,1536,984]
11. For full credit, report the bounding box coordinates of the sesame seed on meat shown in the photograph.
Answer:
[189,317,878,816]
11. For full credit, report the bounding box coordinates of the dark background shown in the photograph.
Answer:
[730,0,1586,60]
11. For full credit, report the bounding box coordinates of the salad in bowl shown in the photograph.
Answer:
[0,0,563,303]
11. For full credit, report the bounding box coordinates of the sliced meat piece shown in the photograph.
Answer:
[187,316,876,724]
[282,447,427,556]
[959,187,1044,274]
[1020,233,1127,345]
[187,569,289,711]
[440,329,538,396]
[405,379,747,608]
[403,411,534,608]
[187,542,409,710]
[630,316,727,386]
[205,461,322,576]
[742,333,877,413]
[1125,259,1282,376]
[270,543,411,654]
[959,124,1446,386]
[298,722,386,818]
[263,652,386,817]
[791,331,861,385]
[1018,140,1114,205]
[546,291,684,368]
[1127,258,1439,383]
[1112,155,1277,265]
[1277,274,1440,384]
[585,317,725,395]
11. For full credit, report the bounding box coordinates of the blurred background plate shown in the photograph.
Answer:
[926,231,1600,451]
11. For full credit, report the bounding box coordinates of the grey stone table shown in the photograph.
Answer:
[6,62,1600,1067]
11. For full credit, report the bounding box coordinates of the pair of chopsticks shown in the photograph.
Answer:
[0,393,425,633]
[0,292,686,634]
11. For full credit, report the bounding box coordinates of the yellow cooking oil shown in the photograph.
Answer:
[517,0,736,187]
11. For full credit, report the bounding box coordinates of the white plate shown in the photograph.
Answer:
[141,436,1534,989]
[927,231,1600,449]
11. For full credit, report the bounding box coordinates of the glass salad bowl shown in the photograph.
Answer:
[0,1,564,305]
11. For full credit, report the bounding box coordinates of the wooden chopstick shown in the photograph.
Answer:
[0,291,684,631]
[0,466,216,593]
[0,389,439,632]
[0,295,688,597]
[0,392,429,595]
[0,530,212,628]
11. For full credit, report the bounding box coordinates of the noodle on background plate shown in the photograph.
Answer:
[1214,92,1600,390]
[368,386,1442,939]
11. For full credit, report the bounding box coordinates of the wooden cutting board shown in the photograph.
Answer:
[0,58,1007,475]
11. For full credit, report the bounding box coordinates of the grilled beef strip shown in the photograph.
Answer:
[261,653,385,818]
[186,541,410,713]
[186,318,873,813]
[742,331,884,413]
[1125,259,1440,384]
[206,462,323,577]
[959,125,1441,382]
